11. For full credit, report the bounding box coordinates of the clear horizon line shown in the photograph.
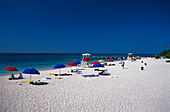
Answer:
[0,52,156,55]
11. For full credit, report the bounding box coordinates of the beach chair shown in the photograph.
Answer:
[98,69,110,75]
[75,69,82,74]
[71,69,82,74]
[71,69,77,72]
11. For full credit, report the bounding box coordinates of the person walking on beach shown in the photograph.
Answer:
[121,61,125,69]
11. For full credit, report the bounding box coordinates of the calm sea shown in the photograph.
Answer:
[0,53,154,76]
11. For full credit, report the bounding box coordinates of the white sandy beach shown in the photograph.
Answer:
[0,58,170,112]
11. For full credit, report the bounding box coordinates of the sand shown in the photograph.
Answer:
[0,58,170,112]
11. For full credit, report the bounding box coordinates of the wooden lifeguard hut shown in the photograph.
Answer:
[80,53,91,68]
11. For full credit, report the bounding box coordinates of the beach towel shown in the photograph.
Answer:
[82,75,99,78]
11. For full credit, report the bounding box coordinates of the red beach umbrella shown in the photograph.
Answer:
[107,59,113,62]
[4,67,18,71]
[66,62,77,71]
[4,67,18,75]
[92,62,100,65]
[66,62,77,66]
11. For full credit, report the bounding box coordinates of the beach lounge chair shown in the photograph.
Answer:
[71,69,82,74]
[98,69,110,75]
[75,69,82,74]
[71,69,78,72]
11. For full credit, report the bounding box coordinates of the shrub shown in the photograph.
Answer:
[160,49,170,58]
[155,55,161,59]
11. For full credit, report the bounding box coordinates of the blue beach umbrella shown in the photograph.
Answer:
[73,61,80,64]
[22,68,40,80]
[92,64,104,68]
[113,58,117,60]
[54,64,66,69]
[73,61,80,68]
[54,64,66,74]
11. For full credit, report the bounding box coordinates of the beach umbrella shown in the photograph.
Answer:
[73,61,80,69]
[4,67,18,71]
[54,64,66,74]
[92,62,100,65]
[66,62,77,66]
[4,67,18,75]
[66,62,77,70]
[107,59,113,62]
[99,60,104,62]
[73,61,80,64]
[22,68,40,80]
[112,58,117,61]
[92,64,104,67]
[132,57,136,59]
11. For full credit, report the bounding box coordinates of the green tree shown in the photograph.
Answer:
[160,49,170,58]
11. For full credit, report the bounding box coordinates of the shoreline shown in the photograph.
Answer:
[0,59,122,77]
[0,57,156,77]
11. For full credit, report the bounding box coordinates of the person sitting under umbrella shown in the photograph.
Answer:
[18,73,23,79]
[9,74,15,80]
[9,73,24,80]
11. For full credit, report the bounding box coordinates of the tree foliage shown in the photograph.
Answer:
[160,49,170,58]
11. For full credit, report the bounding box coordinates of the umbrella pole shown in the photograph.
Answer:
[30,74,31,80]
[59,69,61,75]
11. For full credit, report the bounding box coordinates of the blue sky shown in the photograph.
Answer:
[0,0,170,54]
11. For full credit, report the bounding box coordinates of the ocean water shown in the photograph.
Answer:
[0,53,154,76]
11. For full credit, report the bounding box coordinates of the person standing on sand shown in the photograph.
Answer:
[121,61,125,69]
